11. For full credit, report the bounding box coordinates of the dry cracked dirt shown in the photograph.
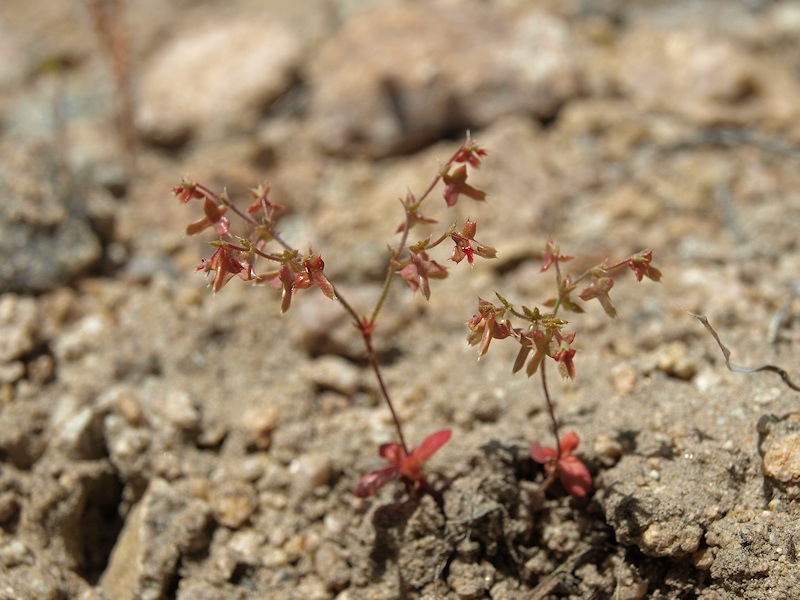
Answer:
[1,1,800,598]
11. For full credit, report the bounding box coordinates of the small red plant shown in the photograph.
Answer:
[355,429,452,498]
[174,136,493,498]
[469,238,661,497]
[530,431,592,498]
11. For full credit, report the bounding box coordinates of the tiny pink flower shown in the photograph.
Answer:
[540,237,573,272]
[579,275,616,318]
[450,220,497,266]
[185,197,230,236]
[467,299,512,357]
[453,142,488,167]
[442,165,487,207]
[197,245,255,293]
[172,180,205,204]
[397,251,448,300]
[624,250,662,283]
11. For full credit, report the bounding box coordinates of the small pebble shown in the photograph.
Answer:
[762,434,800,483]
[314,542,349,591]
[0,295,39,363]
[642,522,702,556]
[242,405,280,451]
[228,530,263,564]
[612,363,638,396]
[309,355,361,396]
[594,433,623,466]
[0,539,32,568]
[655,341,698,380]
[0,361,25,384]
[0,491,20,523]
[210,481,257,529]
[157,390,200,432]
[289,453,332,497]
[692,547,715,570]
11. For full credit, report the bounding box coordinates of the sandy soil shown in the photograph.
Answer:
[1,1,800,598]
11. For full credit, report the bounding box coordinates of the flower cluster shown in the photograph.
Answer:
[174,136,660,502]
[467,239,661,497]
[174,136,492,499]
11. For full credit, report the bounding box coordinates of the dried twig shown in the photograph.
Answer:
[82,0,136,166]
[689,311,800,391]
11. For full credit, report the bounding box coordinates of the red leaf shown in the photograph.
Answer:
[530,441,556,464]
[558,456,592,498]
[410,429,451,463]
[355,464,399,498]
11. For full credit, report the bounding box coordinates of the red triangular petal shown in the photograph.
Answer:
[411,429,452,463]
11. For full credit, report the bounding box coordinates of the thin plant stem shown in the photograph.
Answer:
[187,137,481,459]
[540,362,562,457]
[363,329,409,454]
[334,287,409,454]
[369,138,471,325]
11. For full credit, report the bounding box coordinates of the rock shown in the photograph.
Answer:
[137,20,303,146]
[0,295,40,363]
[762,434,800,484]
[309,355,362,396]
[209,480,257,529]
[99,478,212,600]
[48,396,105,460]
[617,27,800,127]
[147,389,200,434]
[314,541,350,592]
[289,453,332,498]
[641,521,702,557]
[51,314,112,363]
[239,404,281,452]
[448,558,495,599]
[0,401,49,469]
[0,565,61,600]
[611,362,639,396]
[594,433,624,466]
[0,539,33,568]
[0,141,104,293]
[0,490,21,525]
[602,444,743,559]
[705,507,800,597]
[307,3,577,157]
[654,341,698,380]
[759,415,800,488]
[0,361,25,385]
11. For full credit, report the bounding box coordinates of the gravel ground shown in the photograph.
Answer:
[1,1,800,598]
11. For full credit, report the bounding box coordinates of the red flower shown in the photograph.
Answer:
[396,251,448,300]
[172,180,205,203]
[449,219,497,266]
[197,245,255,292]
[271,255,335,314]
[623,250,662,283]
[578,272,616,318]
[442,165,487,207]
[540,237,573,272]
[530,431,592,498]
[467,299,512,357]
[355,429,451,498]
[185,197,230,236]
[453,142,488,167]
